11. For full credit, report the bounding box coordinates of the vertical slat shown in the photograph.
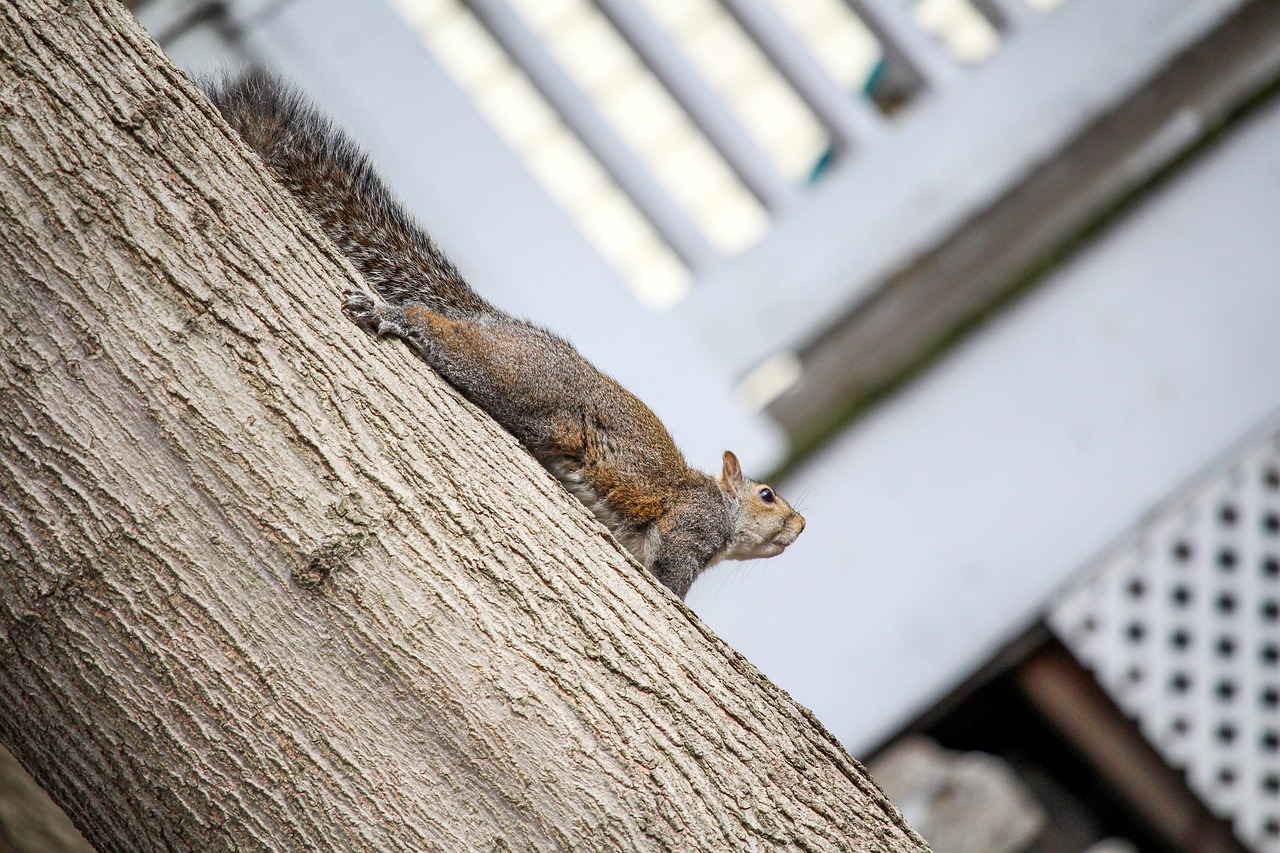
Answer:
[969,0,1035,34]
[843,0,962,95]
[461,0,719,273]
[718,0,882,154]
[593,0,793,212]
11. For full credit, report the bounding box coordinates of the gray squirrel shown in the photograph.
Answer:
[205,72,804,598]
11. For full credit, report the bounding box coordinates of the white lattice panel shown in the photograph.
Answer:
[1051,425,1280,852]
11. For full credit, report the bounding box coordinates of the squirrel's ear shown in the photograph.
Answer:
[719,450,744,496]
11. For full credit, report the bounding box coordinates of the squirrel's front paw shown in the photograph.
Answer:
[343,290,401,337]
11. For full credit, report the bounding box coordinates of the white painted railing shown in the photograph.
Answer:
[139,0,1259,457]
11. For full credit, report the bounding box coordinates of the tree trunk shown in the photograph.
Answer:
[0,1,926,850]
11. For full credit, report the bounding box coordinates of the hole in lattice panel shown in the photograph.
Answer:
[1220,504,1239,526]
[1264,556,1280,578]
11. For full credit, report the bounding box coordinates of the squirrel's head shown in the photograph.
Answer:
[716,450,805,561]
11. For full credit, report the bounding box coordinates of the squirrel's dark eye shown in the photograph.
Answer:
[758,487,775,504]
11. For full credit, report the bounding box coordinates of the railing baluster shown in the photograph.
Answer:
[843,0,962,95]
[461,0,719,273]
[718,0,882,155]
[593,0,793,212]
[969,0,1035,34]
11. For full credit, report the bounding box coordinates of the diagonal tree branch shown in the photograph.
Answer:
[0,1,924,849]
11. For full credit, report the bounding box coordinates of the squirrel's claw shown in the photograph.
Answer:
[343,289,400,337]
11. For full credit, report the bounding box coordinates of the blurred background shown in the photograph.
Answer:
[9,1,1280,850]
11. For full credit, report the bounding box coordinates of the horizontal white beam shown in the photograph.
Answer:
[676,0,1252,376]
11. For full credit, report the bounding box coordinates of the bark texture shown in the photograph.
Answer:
[0,1,927,850]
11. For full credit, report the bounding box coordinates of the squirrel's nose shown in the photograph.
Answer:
[795,514,806,534]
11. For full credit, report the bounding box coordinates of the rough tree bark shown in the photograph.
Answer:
[0,1,927,850]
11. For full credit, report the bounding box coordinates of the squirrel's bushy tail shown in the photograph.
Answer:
[204,71,497,319]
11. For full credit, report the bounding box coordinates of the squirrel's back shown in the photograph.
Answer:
[206,72,494,319]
